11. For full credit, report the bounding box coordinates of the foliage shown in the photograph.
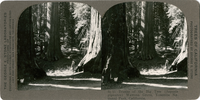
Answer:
[167,4,185,54]
[30,2,92,57]
[125,2,186,58]
[157,3,172,50]
[61,2,77,49]
[32,3,48,56]
[59,2,91,54]
[126,2,142,55]
[73,2,91,54]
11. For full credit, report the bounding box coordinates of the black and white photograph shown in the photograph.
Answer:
[1,0,200,99]
[17,2,102,90]
[17,1,188,90]
[101,2,188,90]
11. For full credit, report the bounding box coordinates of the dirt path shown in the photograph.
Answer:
[102,71,187,90]
[18,72,101,90]
[18,71,187,90]
[18,55,187,90]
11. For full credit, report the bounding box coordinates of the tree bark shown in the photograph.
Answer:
[18,7,46,84]
[77,7,102,73]
[170,18,187,72]
[141,2,157,60]
[102,3,140,84]
[46,2,63,61]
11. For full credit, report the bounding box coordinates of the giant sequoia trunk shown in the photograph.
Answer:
[77,7,102,73]
[141,2,157,60]
[170,18,187,72]
[46,2,63,61]
[18,7,46,84]
[102,4,140,84]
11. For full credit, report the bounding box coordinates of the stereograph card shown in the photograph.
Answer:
[0,0,199,100]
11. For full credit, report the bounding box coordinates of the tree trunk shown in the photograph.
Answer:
[46,2,63,61]
[76,7,102,73]
[102,4,140,84]
[18,7,46,84]
[170,18,187,72]
[141,2,157,60]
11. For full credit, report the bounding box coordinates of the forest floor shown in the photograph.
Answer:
[18,48,102,90]
[19,55,187,90]
[102,48,188,90]
[102,71,187,90]
[102,56,188,90]
[18,72,101,90]
[18,47,187,90]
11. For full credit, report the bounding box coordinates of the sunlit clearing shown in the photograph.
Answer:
[52,78,101,81]
[122,82,187,89]
[29,83,101,90]
[47,69,83,76]
[146,77,188,80]
[140,65,176,75]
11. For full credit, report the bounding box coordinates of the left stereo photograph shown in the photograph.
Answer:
[17,2,102,90]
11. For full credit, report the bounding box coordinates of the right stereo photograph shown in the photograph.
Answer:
[101,1,188,90]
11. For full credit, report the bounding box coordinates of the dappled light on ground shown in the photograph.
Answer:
[122,82,187,89]
[46,69,82,76]
[102,71,188,90]
[18,72,101,90]
[140,65,175,75]
[145,77,188,80]
[52,78,101,81]
[29,83,101,90]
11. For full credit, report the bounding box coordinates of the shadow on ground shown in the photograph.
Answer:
[18,72,101,90]
[102,71,188,90]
